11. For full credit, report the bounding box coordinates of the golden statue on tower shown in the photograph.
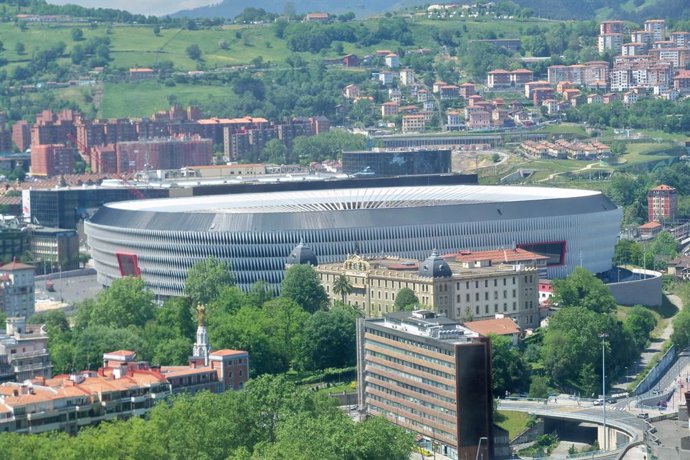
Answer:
[196,304,206,327]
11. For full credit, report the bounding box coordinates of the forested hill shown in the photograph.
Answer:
[171,0,689,20]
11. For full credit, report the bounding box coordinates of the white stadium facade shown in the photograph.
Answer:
[84,185,623,296]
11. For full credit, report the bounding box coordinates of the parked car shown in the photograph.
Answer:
[637,412,649,419]
[593,399,604,406]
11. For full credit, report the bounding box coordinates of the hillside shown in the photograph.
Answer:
[170,0,689,20]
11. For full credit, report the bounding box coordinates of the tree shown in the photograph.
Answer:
[491,335,530,396]
[551,267,617,314]
[671,309,690,349]
[332,275,353,304]
[71,28,84,41]
[280,264,328,313]
[14,42,25,55]
[153,25,161,36]
[394,287,419,311]
[186,43,202,61]
[624,306,656,352]
[260,139,288,164]
[299,305,359,371]
[528,375,549,398]
[83,277,156,329]
[185,257,235,305]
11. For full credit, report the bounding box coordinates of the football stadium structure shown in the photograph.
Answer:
[85,185,622,296]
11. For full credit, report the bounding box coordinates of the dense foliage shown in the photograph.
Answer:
[0,375,414,460]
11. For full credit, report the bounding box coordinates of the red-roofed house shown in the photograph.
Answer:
[639,221,663,239]
[487,69,511,89]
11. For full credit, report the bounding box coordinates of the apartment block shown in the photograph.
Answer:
[30,144,76,177]
[116,136,213,173]
[648,184,677,223]
[486,69,511,89]
[622,43,646,56]
[458,83,476,98]
[644,19,666,42]
[600,20,624,35]
[630,30,654,50]
[649,47,690,69]
[0,317,52,383]
[598,33,624,55]
[356,310,493,460]
[402,115,426,133]
[675,70,690,95]
[0,261,34,318]
[11,121,31,153]
[671,31,690,47]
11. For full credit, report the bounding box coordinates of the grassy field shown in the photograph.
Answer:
[98,81,237,118]
[495,410,531,440]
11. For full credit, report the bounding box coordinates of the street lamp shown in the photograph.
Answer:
[475,436,488,460]
[600,332,609,451]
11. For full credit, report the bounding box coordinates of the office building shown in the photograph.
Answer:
[357,310,493,460]
[341,149,451,176]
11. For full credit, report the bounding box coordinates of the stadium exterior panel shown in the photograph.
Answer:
[84,185,622,296]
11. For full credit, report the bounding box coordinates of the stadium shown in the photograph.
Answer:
[84,185,622,296]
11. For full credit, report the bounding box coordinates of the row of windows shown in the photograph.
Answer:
[368,362,455,393]
[366,337,454,369]
[368,372,456,405]
[368,381,456,417]
[367,350,455,380]
[367,328,453,357]
[367,393,456,429]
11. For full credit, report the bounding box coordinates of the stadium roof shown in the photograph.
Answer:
[108,185,601,214]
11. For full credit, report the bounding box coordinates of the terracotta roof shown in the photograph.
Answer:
[512,69,534,73]
[0,261,34,271]
[442,248,548,264]
[639,221,662,230]
[650,184,676,191]
[464,318,520,336]
[210,349,247,357]
[488,69,510,74]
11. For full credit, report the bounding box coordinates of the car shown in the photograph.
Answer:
[637,412,649,419]
[606,397,617,404]
[652,389,660,395]
[593,399,604,406]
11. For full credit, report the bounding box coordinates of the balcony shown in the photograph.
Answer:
[130,395,147,404]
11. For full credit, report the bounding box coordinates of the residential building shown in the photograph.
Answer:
[541,99,560,115]
[623,91,639,105]
[487,69,511,89]
[0,317,52,383]
[587,94,604,104]
[342,54,359,67]
[467,110,491,130]
[532,87,556,106]
[671,31,690,48]
[30,144,76,177]
[639,221,662,239]
[381,102,400,117]
[384,53,400,69]
[602,93,619,104]
[674,70,690,95]
[622,43,646,56]
[317,250,540,328]
[644,19,666,42]
[510,69,534,86]
[378,71,395,85]
[600,20,624,35]
[439,85,460,100]
[90,144,117,174]
[356,310,493,460]
[388,88,402,103]
[547,62,609,88]
[432,81,447,93]
[11,121,30,153]
[304,12,329,22]
[402,115,426,133]
[630,30,654,50]
[128,67,155,80]
[0,261,34,318]
[399,68,415,86]
[343,84,360,99]
[116,136,213,173]
[648,184,677,223]
[447,111,463,130]
[598,33,624,55]
[417,89,429,102]
[458,82,476,98]
[649,47,690,69]
[524,81,552,99]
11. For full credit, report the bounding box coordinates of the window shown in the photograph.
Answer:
[475,293,479,301]
[494,291,498,300]
[466,282,470,289]
[475,306,479,315]
[503,278,506,286]
[513,302,517,311]
[485,280,488,288]
[493,279,497,287]
[475,281,479,288]
[484,292,489,300]
[485,305,489,314]
[466,293,470,302]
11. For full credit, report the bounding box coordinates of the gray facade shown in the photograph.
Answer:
[85,185,622,296]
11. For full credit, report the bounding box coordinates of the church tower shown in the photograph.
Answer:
[192,304,210,366]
